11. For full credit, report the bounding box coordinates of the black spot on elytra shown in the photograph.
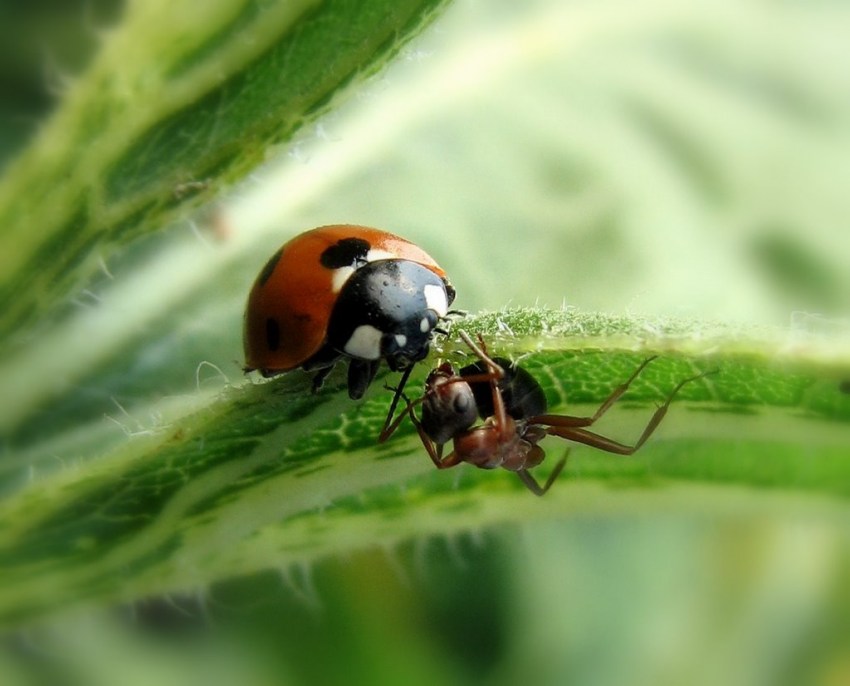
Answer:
[258,248,284,286]
[320,237,370,269]
[266,318,280,351]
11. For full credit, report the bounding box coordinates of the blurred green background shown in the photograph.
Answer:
[1,1,848,685]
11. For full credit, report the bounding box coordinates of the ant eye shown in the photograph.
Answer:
[453,393,470,415]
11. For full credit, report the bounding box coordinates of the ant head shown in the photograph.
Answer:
[425,361,456,385]
[420,367,478,446]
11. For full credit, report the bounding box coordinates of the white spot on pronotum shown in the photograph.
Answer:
[423,284,448,316]
[331,266,355,293]
[366,249,395,262]
[420,317,430,333]
[344,325,383,359]
[333,250,408,292]
[395,334,407,348]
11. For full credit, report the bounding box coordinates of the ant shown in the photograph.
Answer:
[379,331,713,495]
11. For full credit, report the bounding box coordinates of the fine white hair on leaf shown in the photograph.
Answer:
[278,562,322,611]
[195,360,231,392]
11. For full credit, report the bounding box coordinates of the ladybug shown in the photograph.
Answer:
[244,225,456,400]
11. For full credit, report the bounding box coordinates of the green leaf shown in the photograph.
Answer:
[1,308,848,627]
[1,2,849,681]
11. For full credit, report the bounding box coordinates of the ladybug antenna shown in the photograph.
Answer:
[434,309,466,337]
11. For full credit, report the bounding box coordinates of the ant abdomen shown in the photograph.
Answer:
[460,357,548,421]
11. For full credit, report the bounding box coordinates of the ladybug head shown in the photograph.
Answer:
[328,259,452,374]
[380,309,441,371]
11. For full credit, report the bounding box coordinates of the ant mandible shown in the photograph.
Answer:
[379,331,712,496]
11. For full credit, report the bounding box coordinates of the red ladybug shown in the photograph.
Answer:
[244,225,456,400]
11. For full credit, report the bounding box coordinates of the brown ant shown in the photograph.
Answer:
[379,331,712,495]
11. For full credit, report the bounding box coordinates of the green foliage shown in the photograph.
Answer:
[0,0,449,345]
[1,308,848,628]
[1,0,849,684]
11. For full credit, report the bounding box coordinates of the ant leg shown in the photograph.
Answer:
[457,331,515,439]
[543,370,713,455]
[527,356,659,428]
[405,408,462,470]
[516,452,568,496]
[475,332,490,356]
[378,385,426,443]
[457,331,505,382]
[414,430,461,469]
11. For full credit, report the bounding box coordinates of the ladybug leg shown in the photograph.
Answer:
[301,345,344,393]
[309,365,335,393]
[379,365,416,440]
[540,370,713,454]
[434,309,467,337]
[347,358,380,400]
